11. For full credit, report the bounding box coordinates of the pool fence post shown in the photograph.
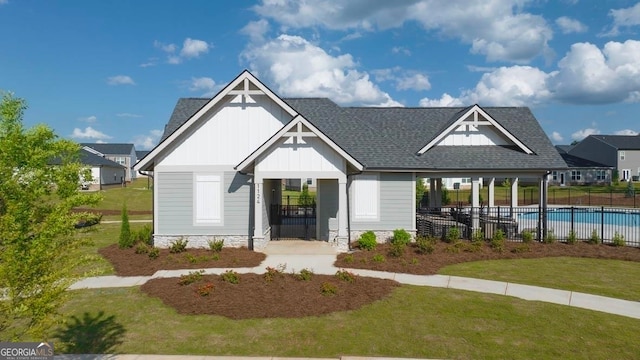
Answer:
[601,206,605,242]
[570,207,574,236]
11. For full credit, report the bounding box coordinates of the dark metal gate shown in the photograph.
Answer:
[269,204,316,240]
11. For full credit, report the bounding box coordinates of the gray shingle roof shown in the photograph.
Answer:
[80,149,125,167]
[589,135,640,150]
[159,97,567,171]
[81,143,135,155]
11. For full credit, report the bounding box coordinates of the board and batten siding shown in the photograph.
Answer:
[156,171,251,235]
[350,172,414,231]
[439,124,510,146]
[158,95,292,167]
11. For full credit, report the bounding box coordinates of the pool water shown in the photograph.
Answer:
[518,208,640,227]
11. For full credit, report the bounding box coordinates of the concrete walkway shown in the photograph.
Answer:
[70,241,640,320]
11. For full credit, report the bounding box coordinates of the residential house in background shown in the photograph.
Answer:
[135,70,566,251]
[82,143,137,182]
[567,135,640,182]
[550,145,613,186]
[79,148,127,190]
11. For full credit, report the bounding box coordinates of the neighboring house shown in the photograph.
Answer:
[82,143,137,182]
[551,145,613,186]
[568,135,640,182]
[79,148,126,190]
[135,70,566,251]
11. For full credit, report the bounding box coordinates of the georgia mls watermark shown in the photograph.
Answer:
[0,342,53,360]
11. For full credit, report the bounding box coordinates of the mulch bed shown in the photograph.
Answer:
[98,244,266,276]
[140,272,399,319]
[334,241,640,275]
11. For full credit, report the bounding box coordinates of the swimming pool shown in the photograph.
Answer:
[518,208,640,227]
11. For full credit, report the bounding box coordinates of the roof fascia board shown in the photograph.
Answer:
[417,105,534,155]
[135,70,298,172]
[236,115,364,172]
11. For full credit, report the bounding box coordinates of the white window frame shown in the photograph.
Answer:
[571,170,581,181]
[352,173,379,221]
[596,170,607,181]
[552,171,557,181]
[193,174,223,226]
[620,151,625,161]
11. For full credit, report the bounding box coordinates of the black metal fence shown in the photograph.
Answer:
[269,204,316,240]
[417,206,640,247]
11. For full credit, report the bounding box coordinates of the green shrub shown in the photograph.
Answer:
[296,268,313,281]
[589,229,601,245]
[567,230,577,245]
[343,254,354,263]
[320,282,337,296]
[178,270,204,286]
[118,203,133,248]
[134,242,150,254]
[511,244,531,254]
[490,229,505,253]
[221,270,240,284]
[169,238,188,253]
[391,228,411,246]
[372,254,386,263]
[521,230,534,244]
[543,229,556,244]
[207,238,224,252]
[133,224,153,245]
[471,229,484,243]
[335,269,356,282]
[264,264,286,282]
[445,227,460,244]
[388,242,406,257]
[612,232,625,247]
[148,247,159,259]
[358,231,377,251]
[415,235,436,254]
[75,212,102,228]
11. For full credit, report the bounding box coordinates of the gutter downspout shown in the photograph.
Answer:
[139,169,154,235]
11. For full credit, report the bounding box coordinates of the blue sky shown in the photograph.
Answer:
[1,0,640,150]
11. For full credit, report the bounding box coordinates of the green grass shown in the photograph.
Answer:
[439,257,640,301]
[88,178,153,212]
[50,286,640,359]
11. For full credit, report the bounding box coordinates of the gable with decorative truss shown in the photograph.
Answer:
[417,105,533,155]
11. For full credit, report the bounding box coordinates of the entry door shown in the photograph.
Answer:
[622,169,631,181]
[560,173,565,186]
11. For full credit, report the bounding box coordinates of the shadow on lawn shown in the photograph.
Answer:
[54,311,126,354]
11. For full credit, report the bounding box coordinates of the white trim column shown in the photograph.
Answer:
[253,179,264,242]
[488,178,495,207]
[471,177,480,232]
[511,177,519,208]
[338,180,347,238]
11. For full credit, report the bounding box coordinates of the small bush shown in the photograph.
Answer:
[335,269,356,282]
[543,230,556,244]
[148,247,159,259]
[589,229,601,245]
[118,203,133,249]
[195,282,214,297]
[465,241,483,253]
[169,238,188,253]
[391,228,411,246]
[444,244,461,254]
[264,264,286,282]
[320,282,337,296]
[133,224,153,245]
[343,254,354,263]
[388,242,406,257]
[471,229,484,243]
[511,244,531,254]
[612,232,625,247]
[185,253,198,263]
[521,230,534,244]
[135,242,150,254]
[372,254,386,263]
[415,235,436,254]
[490,229,505,253]
[567,230,577,245]
[358,231,377,251]
[296,268,313,281]
[445,227,460,243]
[208,238,224,252]
[178,270,204,286]
[221,270,240,284]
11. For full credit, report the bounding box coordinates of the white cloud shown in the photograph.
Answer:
[132,129,163,150]
[419,65,551,106]
[71,127,112,140]
[107,75,135,86]
[551,131,564,142]
[241,34,401,106]
[0,0,7,5]
[116,113,143,118]
[571,128,600,141]
[614,129,639,136]
[372,68,431,91]
[79,115,97,123]
[167,56,182,65]
[180,38,210,58]
[188,77,218,97]
[603,2,640,37]
[556,16,588,34]
[241,19,270,43]
[253,0,554,63]
[391,46,411,56]
[154,40,176,53]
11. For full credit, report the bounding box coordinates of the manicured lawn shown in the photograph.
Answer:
[87,178,152,212]
[439,257,640,301]
[54,286,640,359]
